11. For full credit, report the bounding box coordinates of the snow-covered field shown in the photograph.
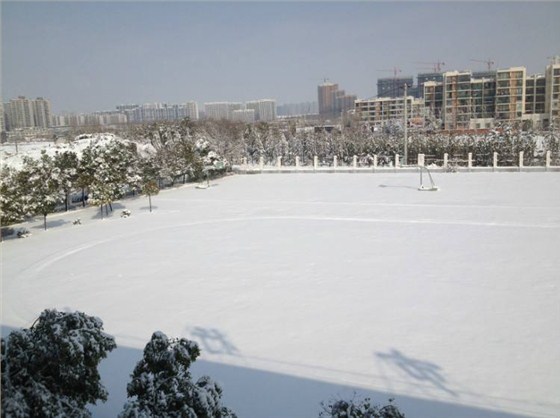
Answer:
[2,172,559,418]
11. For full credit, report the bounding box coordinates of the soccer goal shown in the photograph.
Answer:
[418,166,439,191]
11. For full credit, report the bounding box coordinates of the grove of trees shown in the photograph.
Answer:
[2,117,558,232]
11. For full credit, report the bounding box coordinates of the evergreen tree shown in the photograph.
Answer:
[120,332,236,418]
[0,166,27,228]
[319,395,405,418]
[21,151,64,230]
[1,309,116,417]
[53,150,80,211]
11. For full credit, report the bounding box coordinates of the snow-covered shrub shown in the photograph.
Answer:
[16,228,31,238]
[319,394,405,418]
[121,209,131,218]
[119,331,237,418]
[1,309,116,417]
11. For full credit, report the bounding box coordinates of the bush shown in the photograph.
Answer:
[319,394,405,418]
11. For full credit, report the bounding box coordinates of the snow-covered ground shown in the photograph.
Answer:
[2,172,559,418]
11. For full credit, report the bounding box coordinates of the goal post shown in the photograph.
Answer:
[418,166,439,191]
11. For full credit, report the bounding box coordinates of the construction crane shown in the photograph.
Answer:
[413,61,445,72]
[470,58,495,70]
[377,67,402,77]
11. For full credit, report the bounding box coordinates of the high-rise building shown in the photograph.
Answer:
[442,71,473,130]
[0,102,5,133]
[377,77,413,98]
[525,74,546,115]
[277,102,318,117]
[318,81,357,118]
[417,73,444,98]
[318,81,338,117]
[4,96,51,130]
[204,102,243,120]
[232,109,255,123]
[246,99,277,122]
[120,102,199,123]
[495,67,526,122]
[545,56,560,127]
[354,96,423,127]
[33,97,52,128]
[423,81,444,121]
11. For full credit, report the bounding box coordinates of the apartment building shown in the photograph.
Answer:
[0,102,5,132]
[246,99,277,122]
[525,74,546,115]
[377,77,413,98]
[232,109,255,124]
[3,96,52,130]
[545,57,560,127]
[204,102,243,120]
[318,81,357,118]
[354,96,423,127]
[494,67,526,122]
[124,102,199,123]
[317,81,339,117]
[442,71,472,130]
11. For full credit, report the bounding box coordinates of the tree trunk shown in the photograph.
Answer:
[109,202,113,212]
[149,195,152,213]
[44,214,47,231]
[100,205,104,220]
[65,192,69,212]
[82,188,86,207]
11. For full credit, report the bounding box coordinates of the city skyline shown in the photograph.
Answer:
[2,1,559,114]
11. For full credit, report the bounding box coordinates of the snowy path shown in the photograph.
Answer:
[2,172,559,418]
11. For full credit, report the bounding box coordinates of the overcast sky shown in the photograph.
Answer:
[2,1,560,114]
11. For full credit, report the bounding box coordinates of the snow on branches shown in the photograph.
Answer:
[119,331,237,418]
[1,309,116,418]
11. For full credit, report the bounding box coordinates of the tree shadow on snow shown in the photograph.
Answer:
[375,349,457,397]
[89,203,127,220]
[87,342,539,418]
[31,219,69,230]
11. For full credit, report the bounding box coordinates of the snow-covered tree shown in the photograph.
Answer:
[119,332,237,418]
[20,151,64,230]
[82,139,141,218]
[1,309,116,417]
[319,395,405,418]
[53,150,80,211]
[0,166,27,228]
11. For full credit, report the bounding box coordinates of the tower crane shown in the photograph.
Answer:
[470,58,495,70]
[377,67,402,77]
[413,61,445,72]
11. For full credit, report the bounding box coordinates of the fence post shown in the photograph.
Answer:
[277,156,282,168]
[395,154,400,168]
[546,150,551,169]
[295,156,300,168]
[333,156,338,168]
[373,154,378,168]
[443,153,448,168]
[493,152,498,170]
[259,156,264,169]
[519,151,524,169]
[468,152,473,169]
[314,156,318,169]
[353,155,357,168]
[418,153,425,167]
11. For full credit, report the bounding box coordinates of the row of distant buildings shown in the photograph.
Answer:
[352,57,560,130]
[2,98,304,132]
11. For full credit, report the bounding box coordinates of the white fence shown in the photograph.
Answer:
[234,151,560,173]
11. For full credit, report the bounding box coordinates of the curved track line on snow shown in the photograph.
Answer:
[26,215,559,275]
